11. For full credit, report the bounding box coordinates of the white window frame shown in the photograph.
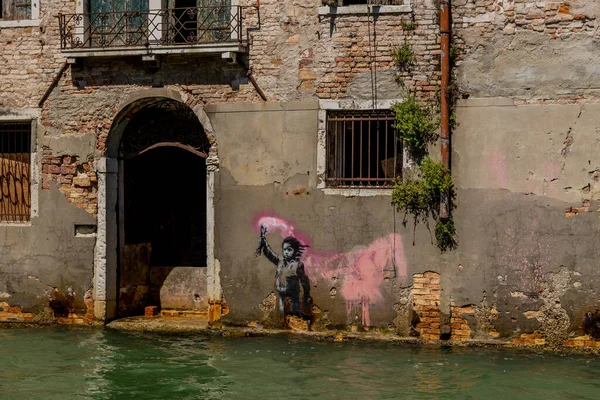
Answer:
[317,99,412,197]
[0,109,40,225]
[0,0,40,28]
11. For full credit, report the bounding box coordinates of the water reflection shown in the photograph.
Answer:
[1,327,600,399]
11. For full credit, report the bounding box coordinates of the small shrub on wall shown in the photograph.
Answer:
[391,98,456,251]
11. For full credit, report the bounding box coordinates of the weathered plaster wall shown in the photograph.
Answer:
[454,100,600,205]
[206,99,600,348]
[207,102,410,329]
[0,184,95,322]
[453,0,600,104]
[446,97,600,345]
[1,0,600,350]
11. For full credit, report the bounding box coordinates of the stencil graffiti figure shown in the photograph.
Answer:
[256,225,312,322]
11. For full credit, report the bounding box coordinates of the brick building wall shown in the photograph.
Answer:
[2,0,600,350]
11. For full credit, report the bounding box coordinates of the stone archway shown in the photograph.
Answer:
[93,89,221,322]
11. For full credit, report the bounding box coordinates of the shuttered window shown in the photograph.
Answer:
[0,0,32,20]
[0,122,31,223]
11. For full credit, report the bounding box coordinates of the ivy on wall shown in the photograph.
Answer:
[391,77,457,251]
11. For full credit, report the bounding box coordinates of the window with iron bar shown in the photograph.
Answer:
[326,110,402,188]
[324,0,405,6]
[0,122,31,223]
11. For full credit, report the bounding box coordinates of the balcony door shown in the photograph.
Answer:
[89,0,149,47]
[166,0,232,44]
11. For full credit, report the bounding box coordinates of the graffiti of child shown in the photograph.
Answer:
[257,225,312,322]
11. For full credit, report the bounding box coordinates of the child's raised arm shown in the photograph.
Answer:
[257,225,279,266]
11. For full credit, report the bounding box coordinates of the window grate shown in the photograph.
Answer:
[339,0,406,5]
[326,110,402,188]
[0,122,31,223]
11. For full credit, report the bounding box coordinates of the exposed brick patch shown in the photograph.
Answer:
[41,147,98,218]
[563,335,600,348]
[450,304,474,341]
[565,200,590,218]
[315,7,440,102]
[513,331,545,345]
[411,271,441,341]
[286,315,309,331]
[0,302,33,323]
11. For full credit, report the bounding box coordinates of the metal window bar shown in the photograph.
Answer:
[0,122,31,223]
[58,5,244,49]
[326,111,401,188]
[340,0,405,5]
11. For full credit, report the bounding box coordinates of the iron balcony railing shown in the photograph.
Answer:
[58,6,244,50]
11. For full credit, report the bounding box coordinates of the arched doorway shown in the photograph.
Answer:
[117,99,210,317]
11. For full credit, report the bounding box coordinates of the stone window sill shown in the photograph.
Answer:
[318,5,412,16]
[0,19,41,28]
[322,188,393,197]
[0,222,31,227]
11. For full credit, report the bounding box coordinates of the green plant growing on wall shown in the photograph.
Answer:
[392,44,416,71]
[435,217,456,251]
[392,96,438,161]
[401,20,417,31]
[392,157,457,251]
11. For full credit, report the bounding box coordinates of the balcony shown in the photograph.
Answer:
[58,6,246,60]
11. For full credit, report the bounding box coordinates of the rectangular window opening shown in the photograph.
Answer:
[0,122,31,223]
[1,0,32,21]
[326,110,402,189]
[336,0,405,5]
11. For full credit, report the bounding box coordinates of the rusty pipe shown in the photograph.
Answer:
[248,71,267,101]
[39,61,70,108]
[439,0,451,219]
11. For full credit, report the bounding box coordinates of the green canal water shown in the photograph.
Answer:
[0,327,599,399]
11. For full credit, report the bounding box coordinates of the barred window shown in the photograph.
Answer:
[325,0,405,5]
[0,122,31,222]
[326,110,402,188]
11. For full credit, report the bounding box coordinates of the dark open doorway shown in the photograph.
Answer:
[117,100,210,317]
[124,147,207,267]
[173,0,198,43]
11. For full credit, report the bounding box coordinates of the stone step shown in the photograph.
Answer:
[160,309,208,318]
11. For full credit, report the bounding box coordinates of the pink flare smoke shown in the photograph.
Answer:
[253,212,312,249]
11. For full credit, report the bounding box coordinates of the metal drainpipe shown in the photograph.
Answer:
[439,0,451,219]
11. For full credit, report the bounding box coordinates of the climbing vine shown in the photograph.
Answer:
[390,93,457,251]
[390,24,461,251]
[392,157,456,251]
[392,44,416,71]
[391,95,438,161]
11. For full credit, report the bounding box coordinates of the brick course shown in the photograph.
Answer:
[411,271,441,341]
[41,148,98,217]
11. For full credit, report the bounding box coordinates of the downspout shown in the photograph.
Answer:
[439,0,451,219]
[242,0,267,101]
[39,61,70,108]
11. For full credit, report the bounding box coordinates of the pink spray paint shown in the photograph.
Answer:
[254,213,407,326]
